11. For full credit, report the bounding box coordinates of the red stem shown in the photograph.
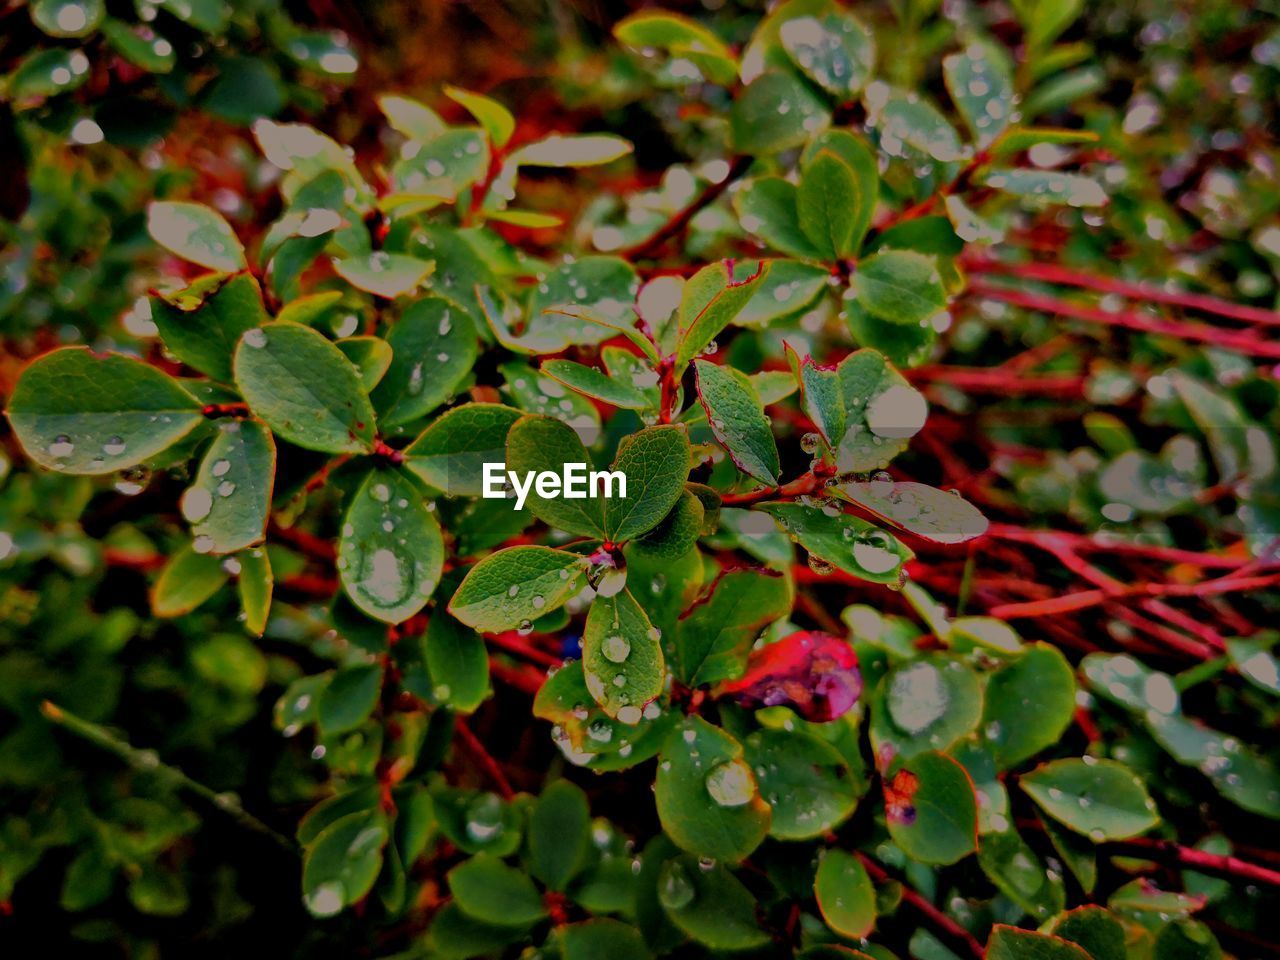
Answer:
[969,280,1280,359]
[621,155,752,260]
[857,853,984,960]
[966,256,1280,327]
[720,470,822,506]
[453,717,514,799]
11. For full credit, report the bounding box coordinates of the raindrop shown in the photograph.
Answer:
[658,861,696,910]
[705,759,755,807]
[602,635,631,663]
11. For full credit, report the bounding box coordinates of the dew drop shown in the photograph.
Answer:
[705,758,755,807]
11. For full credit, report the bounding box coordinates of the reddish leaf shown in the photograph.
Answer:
[718,631,861,722]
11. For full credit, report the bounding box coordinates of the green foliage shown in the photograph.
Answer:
[3,0,1278,957]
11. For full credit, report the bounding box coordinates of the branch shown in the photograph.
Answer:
[453,717,514,798]
[41,701,294,851]
[720,470,822,506]
[969,280,1280,359]
[965,256,1280,328]
[620,155,752,259]
[1112,837,1280,888]
[857,853,984,960]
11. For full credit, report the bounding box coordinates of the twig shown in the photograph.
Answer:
[969,280,1280,359]
[1112,838,1280,888]
[41,701,294,851]
[857,853,984,960]
[453,717,514,798]
[721,470,822,507]
[965,256,1280,327]
[620,155,752,259]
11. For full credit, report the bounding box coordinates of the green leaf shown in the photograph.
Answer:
[814,848,875,939]
[797,150,862,259]
[318,664,382,734]
[301,808,388,917]
[512,134,633,168]
[449,854,547,928]
[981,644,1075,769]
[505,415,607,538]
[948,616,1023,654]
[101,18,176,72]
[378,94,447,142]
[424,601,491,713]
[428,902,527,958]
[10,48,92,98]
[656,717,771,863]
[694,360,779,485]
[674,568,791,686]
[977,826,1065,922]
[884,751,978,865]
[1144,712,1280,819]
[614,11,737,86]
[7,347,203,475]
[865,86,964,162]
[835,479,988,545]
[737,261,831,328]
[151,273,269,383]
[335,337,393,392]
[657,855,770,950]
[371,296,476,428]
[534,660,677,771]
[181,420,275,554]
[986,925,1091,960]
[404,403,523,495]
[236,547,273,636]
[631,489,704,561]
[335,252,434,299]
[444,86,515,147]
[31,0,104,37]
[1226,637,1280,696]
[1043,816,1097,894]
[559,921,648,960]
[982,168,1107,207]
[676,261,771,370]
[151,545,229,617]
[484,209,562,228]
[147,201,246,273]
[604,425,691,543]
[339,469,444,624]
[761,502,912,584]
[529,780,591,891]
[745,729,859,839]
[852,251,947,327]
[582,589,665,722]
[871,655,982,759]
[780,11,875,97]
[450,546,588,633]
[943,40,1015,146]
[394,129,488,200]
[1154,920,1222,960]
[526,256,639,352]
[541,360,648,410]
[803,129,879,246]
[1045,906,1126,960]
[1021,758,1160,841]
[233,321,377,454]
[789,347,846,449]
[991,126,1099,156]
[734,178,822,260]
[732,71,830,155]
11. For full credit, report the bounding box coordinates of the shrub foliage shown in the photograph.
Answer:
[2,1,1279,959]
